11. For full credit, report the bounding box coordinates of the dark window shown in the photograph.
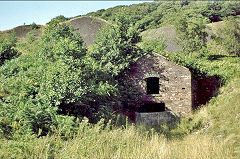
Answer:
[146,77,159,94]
[138,103,165,112]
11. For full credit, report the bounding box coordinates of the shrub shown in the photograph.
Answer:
[47,15,69,26]
[175,14,208,53]
[215,18,240,56]
[0,32,18,66]
[0,24,88,138]
[30,22,39,30]
[0,21,140,138]
[138,37,166,53]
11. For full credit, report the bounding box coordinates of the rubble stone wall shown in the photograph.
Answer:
[130,53,192,117]
[135,111,180,125]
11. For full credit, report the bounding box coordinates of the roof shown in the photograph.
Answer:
[134,52,190,72]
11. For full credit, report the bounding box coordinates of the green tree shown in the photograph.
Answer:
[90,15,144,115]
[175,13,208,53]
[91,16,142,76]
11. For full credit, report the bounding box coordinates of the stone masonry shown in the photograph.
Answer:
[135,111,180,125]
[129,53,192,124]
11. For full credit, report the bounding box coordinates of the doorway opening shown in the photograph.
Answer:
[138,102,165,112]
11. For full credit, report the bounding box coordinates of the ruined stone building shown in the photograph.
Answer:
[129,53,192,124]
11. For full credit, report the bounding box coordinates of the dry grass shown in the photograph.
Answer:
[0,129,234,159]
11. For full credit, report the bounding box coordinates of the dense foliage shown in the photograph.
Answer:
[87,1,240,31]
[215,17,240,57]
[0,15,143,138]
[90,16,142,75]
[0,32,18,66]
[174,8,209,53]
[29,22,40,30]
[47,15,69,25]
[0,24,87,138]
[87,1,240,53]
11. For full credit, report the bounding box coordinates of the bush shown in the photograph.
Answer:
[138,37,166,53]
[0,24,89,138]
[47,15,69,26]
[215,18,240,56]
[90,15,145,117]
[0,32,18,66]
[30,22,39,30]
[175,14,208,53]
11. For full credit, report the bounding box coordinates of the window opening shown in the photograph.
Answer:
[146,77,159,94]
[138,103,165,112]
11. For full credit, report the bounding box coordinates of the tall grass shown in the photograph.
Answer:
[0,123,235,159]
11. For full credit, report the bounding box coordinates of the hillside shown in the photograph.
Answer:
[0,1,240,158]
[0,24,42,39]
[0,16,107,47]
[140,26,181,52]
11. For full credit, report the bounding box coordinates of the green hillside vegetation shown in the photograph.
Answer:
[0,1,240,158]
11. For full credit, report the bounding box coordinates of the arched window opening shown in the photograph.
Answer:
[146,77,159,94]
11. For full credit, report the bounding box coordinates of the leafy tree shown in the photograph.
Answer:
[90,15,144,115]
[40,23,119,122]
[90,15,142,76]
[175,13,208,53]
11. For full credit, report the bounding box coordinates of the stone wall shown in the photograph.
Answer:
[129,53,192,117]
[135,111,180,125]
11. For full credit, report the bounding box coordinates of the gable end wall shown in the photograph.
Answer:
[130,53,192,117]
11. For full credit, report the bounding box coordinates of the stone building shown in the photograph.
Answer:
[129,53,192,124]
